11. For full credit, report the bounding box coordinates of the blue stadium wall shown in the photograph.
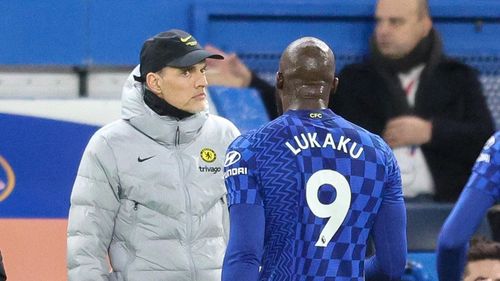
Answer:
[1,0,499,66]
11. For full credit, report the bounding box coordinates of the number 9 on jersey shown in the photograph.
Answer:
[306,169,351,247]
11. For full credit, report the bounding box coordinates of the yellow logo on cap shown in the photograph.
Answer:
[200,148,216,163]
[180,35,197,46]
[180,35,192,42]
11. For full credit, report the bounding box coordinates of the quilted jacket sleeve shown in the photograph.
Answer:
[67,133,121,281]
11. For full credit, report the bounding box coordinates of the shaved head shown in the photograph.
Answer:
[279,37,334,78]
[276,37,337,112]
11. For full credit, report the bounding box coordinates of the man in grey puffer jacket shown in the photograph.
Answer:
[67,29,240,281]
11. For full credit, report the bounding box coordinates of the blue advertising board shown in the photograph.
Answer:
[0,113,98,218]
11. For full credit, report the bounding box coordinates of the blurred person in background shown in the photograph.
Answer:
[222,36,406,281]
[206,0,494,202]
[437,132,500,281]
[204,44,278,122]
[488,205,500,242]
[67,29,240,281]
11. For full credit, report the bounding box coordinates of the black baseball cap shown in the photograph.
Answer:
[134,29,223,82]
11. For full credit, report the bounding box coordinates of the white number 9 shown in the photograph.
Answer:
[306,169,351,247]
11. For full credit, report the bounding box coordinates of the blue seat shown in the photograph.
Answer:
[208,86,270,133]
[406,202,491,252]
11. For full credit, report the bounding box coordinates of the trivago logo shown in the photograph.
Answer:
[0,155,15,202]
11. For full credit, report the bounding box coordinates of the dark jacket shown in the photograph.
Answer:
[329,33,494,202]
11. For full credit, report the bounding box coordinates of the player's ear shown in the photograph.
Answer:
[331,77,339,94]
[276,72,284,90]
[275,90,284,116]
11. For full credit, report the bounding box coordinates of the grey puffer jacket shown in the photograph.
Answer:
[67,67,240,281]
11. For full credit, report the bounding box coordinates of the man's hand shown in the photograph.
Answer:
[382,116,432,148]
[204,44,252,88]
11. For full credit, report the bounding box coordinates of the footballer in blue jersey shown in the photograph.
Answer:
[437,131,500,281]
[222,37,407,281]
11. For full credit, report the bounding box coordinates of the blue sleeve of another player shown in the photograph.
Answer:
[436,188,496,281]
[222,204,265,281]
[365,146,407,280]
[437,134,499,281]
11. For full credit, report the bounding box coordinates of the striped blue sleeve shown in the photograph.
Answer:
[224,136,263,207]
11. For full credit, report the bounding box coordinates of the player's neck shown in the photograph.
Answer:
[287,100,327,111]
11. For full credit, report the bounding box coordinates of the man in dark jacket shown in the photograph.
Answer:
[329,0,494,202]
[206,0,494,202]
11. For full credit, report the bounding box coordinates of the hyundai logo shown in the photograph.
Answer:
[224,151,241,167]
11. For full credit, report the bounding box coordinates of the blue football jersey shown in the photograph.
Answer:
[224,109,403,280]
[463,131,500,201]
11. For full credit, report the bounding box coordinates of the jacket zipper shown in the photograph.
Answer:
[175,126,180,147]
[174,130,197,280]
